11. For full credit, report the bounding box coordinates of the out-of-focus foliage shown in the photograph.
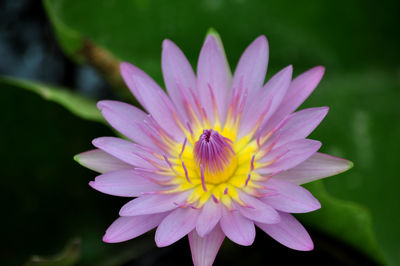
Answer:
[3,0,399,265]
[0,77,104,123]
[25,239,81,266]
[0,79,155,265]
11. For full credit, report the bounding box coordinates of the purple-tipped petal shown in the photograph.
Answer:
[120,62,184,141]
[92,137,162,169]
[271,107,329,148]
[197,35,231,124]
[220,209,255,246]
[260,178,321,213]
[189,226,225,266]
[274,152,353,185]
[119,191,190,216]
[257,139,321,174]
[239,65,292,137]
[256,212,314,251]
[155,207,200,247]
[162,39,198,120]
[103,213,167,243]
[262,66,325,133]
[237,191,280,224]
[232,36,269,94]
[89,169,164,197]
[97,100,164,152]
[74,149,132,173]
[196,199,222,237]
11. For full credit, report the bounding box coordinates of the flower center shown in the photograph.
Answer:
[194,129,237,184]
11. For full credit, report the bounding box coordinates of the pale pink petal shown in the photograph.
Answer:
[162,39,198,120]
[232,36,269,94]
[119,191,191,216]
[103,213,167,243]
[74,149,132,173]
[256,212,314,251]
[197,35,231,124]
[257,139,321,174]
[97,100,164,152]
[89,169,164,197]
[155,207,200,247]
[134,168,175,184]
[196,200,222,237]
[271,107,329,148]
[260,178,321,213]
[120,62,184,141]
[274,152,353,185]
[239,65,292,138]
[262,66,325,133]
[189,226,225,266]
[220,209,255,246]
[207,30,232,83]
[237,191,280,224]
[92,137,163,169]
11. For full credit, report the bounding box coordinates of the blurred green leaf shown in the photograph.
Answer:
[25,239,81,266]
[302,181,384,263]
[43,0,399,83]
[0,78,153,265]
[303,70,400,266]
[41,0,400,265]
[0,76,104,124]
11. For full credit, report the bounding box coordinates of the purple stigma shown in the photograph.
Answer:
[194,129,235,174]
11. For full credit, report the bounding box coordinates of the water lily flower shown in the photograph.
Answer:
[75,32,352,266]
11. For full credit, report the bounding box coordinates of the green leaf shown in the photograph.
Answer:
[0,76,104,124]
[303,70,400,266]
[25,239,81,266]
[302,181,384,263]
[0,78,154,265]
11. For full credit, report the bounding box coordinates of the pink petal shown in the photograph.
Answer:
[120,62,184,141]
[74,149,132,173]
[89,169,164,197]
[162,39,198,120]
[260,178,321,213]
[237,191,280,224]
[256,212,314,251]
[257,139,321,174]
[196,200,222,237]
[119,191,190,216]
[197,35,231,124]
[220,209,255,246]
[232,36,269,95]
[189,226,225,266]
[262,66,325,133]
[207,30,232,83]
[97,100,164,152]
[271,107,329,148]
[239,65,292,138]
[103,213,167,243]
[273,152,353,185]
[155,207,200,247]
[92,137,162,169]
